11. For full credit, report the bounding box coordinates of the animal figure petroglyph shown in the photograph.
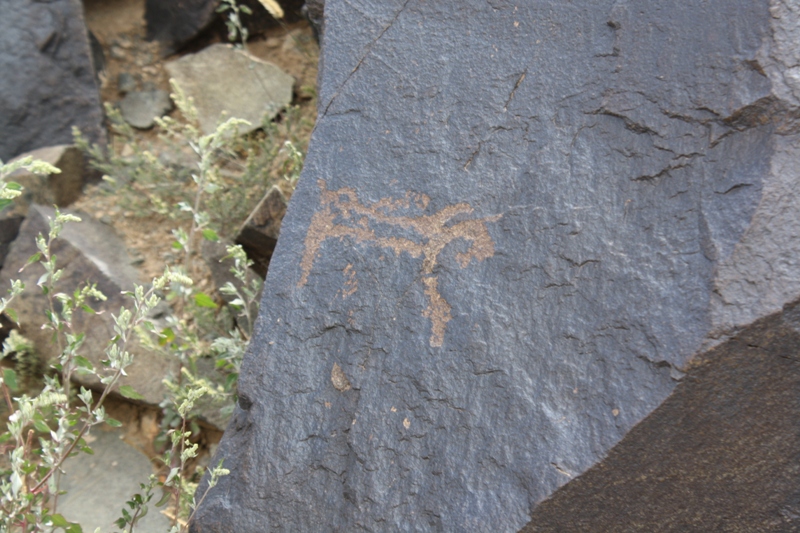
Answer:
[299,180,501,347]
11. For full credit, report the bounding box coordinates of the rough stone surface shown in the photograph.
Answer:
[0,205,176,406]
[59,427,171,533]
[145,0,219,55]
[119,90,173,130]
[235,185,288,277]
[0,0,105,161]
[6,145,87,214]
[522,301,800,532]
[166,44,294,135]
[192,0,800,531]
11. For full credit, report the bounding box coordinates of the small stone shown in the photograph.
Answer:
[117,72,137,93]
[119,90,172,129]
[109,45,126,60]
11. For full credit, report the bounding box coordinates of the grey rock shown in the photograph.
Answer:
[235,186,288,277]
[303,0,325,40]
[165,44,294,135]
[145,0,220,55]
[145,0,308,55]
[192,0,800,531]
[0,205,178,406]
[0,0,105,161]
[0,216,23,269]
[59,427,171,533]
[5,145,87,214]
[522,302,800,531]
[118,72,137,94]
[120,90,173,130]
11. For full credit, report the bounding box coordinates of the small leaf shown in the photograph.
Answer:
[5,308,18,324]
[172,240,183,250]
[74,355,94,370]
[105,417,122,428]
[25,252,41,267]
[194,292,218,309]
[240,4,252,14]
[202,228,219,242]
[159,327,175,346]
[119,385,144,400]
[80,304,96,314]
[33,419,50,433]
[49,514,69,527]
[155,490,172,507]
[3,368,17,391]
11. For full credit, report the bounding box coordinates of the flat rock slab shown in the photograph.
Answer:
[165,44,294,135]
[193,0,800,531]
[0,0,105,161]
[59,427,171,533]
[0,205,177,406]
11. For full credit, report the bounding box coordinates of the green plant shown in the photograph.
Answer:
[217,0,286,49]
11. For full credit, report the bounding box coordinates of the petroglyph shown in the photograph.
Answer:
[299,180,501,346]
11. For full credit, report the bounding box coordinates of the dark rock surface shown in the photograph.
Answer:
[192,0,800,531]
[145,0,307,55]
[303,0,325,40]
[235,186,288,277]
[522,302,800,532]
[0,0,105,161]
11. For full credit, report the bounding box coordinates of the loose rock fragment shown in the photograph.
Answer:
[165,44,294,135]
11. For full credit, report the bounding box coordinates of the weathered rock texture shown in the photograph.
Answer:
[520,302,800,531]
[165,44,294,135]
[0,206,176,406]
[0,0,105,161]
[192,0,800,531]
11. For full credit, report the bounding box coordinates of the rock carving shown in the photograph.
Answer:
[299,180,501,346]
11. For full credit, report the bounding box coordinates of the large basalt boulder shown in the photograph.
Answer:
[192,0,800,531]
[0,0,105,161]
